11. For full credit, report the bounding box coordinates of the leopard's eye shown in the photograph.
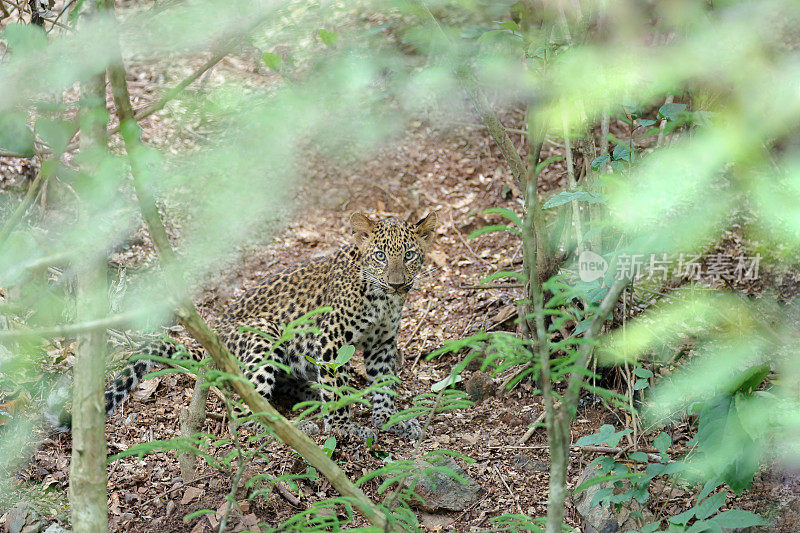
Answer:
[404,250,416,261]
[374,250,386,262]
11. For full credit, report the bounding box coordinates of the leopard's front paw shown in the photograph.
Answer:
[331,422,377,442]
[296,420,320,436]
[378,416,423,440]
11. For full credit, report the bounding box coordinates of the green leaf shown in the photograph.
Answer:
[468,224,521,238]
[67,0,85,24]
[629,451,649,462]
[0,112,35,157]
[262,52,283,71]
[633,378,649,391]
[612,143,632,161]
[654,432,671,454]
[590,154,610,171]
[543,190,606,209]
[318,29,339,47]
[483,207,522,228]
[585,287,608,303]
[334,344,355,368]
[495,20,519,31]
[609,160,626,172]
[710,509,767,528]
[658,103,687,121]
[639,521,662,533]
[36,118,74,155]
[633,368,653,378]
[431,374,463,392]
[535,155,563,176]
[669,507,696,525]
[731,363,769,394]
[575,425,632,447]
[479,270,526,284]
[685,519,722,533]
[322,436,337,457]
[184,509,216,521]
[697,478,723,503]
[2,23,47,54]
[573,472,638,494]
[637,119,657,127]
[695,491,727,520]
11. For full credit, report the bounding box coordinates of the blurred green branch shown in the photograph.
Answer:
[0,162,48,248]
[0,310,147,342]
[0,43,230,160]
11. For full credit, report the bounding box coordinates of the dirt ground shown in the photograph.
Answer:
[0,22,793,533]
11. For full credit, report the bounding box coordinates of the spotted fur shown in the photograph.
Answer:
[50,212,437,440]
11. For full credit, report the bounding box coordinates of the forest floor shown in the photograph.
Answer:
[1,33,797,533]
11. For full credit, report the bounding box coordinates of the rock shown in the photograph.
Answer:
[512,454,548,473]
[5,503,46,533]
[42,526,70,533]
[418,511,456,530]
[572,464,653,533]
[465,371,497,403]
[403,456,481,512]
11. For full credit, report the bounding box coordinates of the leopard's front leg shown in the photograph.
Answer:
[316,336,376,442]
[364,337,422,439]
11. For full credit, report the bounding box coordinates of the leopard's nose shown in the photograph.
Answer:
[389,282,405,292]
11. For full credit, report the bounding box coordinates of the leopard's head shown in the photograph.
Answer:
[350,211,438,295]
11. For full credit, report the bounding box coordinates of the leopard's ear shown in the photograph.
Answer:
[350,212,375,246]
[414,211,438,250]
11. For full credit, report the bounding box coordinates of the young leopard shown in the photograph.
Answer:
[50,212,437,441]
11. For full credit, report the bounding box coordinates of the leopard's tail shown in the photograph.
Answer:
[45,340,182,433]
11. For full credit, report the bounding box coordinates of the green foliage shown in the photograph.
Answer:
[543,189,606,209]
[2,0,800,529]
[0,112,35,157]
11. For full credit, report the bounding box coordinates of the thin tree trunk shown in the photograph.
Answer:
[69,67,109,533]
[179,373,209,481]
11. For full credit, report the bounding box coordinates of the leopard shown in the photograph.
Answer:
[48,211,438,441]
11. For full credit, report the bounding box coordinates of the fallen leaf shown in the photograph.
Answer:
[492,305,517,324]
[132,376,161,401]
[242,513,260,533]
[180,486,203,505]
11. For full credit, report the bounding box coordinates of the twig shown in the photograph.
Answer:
[449,212,489,266]
[108,49,230,137]
[4,0,70,30]
[0,162,48,248]
[0,310,148,342]
[140,473,216,507]
[444,120,529,136]
[493,464,523,514]
[274,480,302,507]
[0,48,233,159]
[518,409,547,445]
